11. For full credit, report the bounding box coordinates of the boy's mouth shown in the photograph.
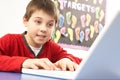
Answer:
[36,34,46,39]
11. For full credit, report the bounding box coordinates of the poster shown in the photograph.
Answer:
[52,0,106,51]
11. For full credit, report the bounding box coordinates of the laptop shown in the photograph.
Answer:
[22,11,120,80]
[74,11,120,79]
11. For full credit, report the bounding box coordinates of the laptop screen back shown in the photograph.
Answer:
[75,12,120,79]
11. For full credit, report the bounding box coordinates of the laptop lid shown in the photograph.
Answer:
[75,11,120,79]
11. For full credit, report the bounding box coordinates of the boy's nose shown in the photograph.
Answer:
[39,25,47,33]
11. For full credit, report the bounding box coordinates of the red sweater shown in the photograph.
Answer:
[0,33,82,72]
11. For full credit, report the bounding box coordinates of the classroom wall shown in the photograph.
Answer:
[0,0,30,37]
[0,0,120,59]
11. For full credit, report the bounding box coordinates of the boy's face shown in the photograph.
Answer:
[23,10,55,47]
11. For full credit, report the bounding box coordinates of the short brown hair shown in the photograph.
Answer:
[24,0,59,26]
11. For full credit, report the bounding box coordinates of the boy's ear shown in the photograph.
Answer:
[23,16,28,27]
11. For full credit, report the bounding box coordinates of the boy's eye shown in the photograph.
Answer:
[48,23,54,27]
[34,20,41,24]
[47,23,55,28]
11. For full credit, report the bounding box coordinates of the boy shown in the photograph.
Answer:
[0,0,82,73]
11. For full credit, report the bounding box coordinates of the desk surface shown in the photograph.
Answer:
[0,72,65,80]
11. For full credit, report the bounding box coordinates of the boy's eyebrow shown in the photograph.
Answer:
[34,17,42,19]
[49,20,55,22]
[34,17,55,22]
